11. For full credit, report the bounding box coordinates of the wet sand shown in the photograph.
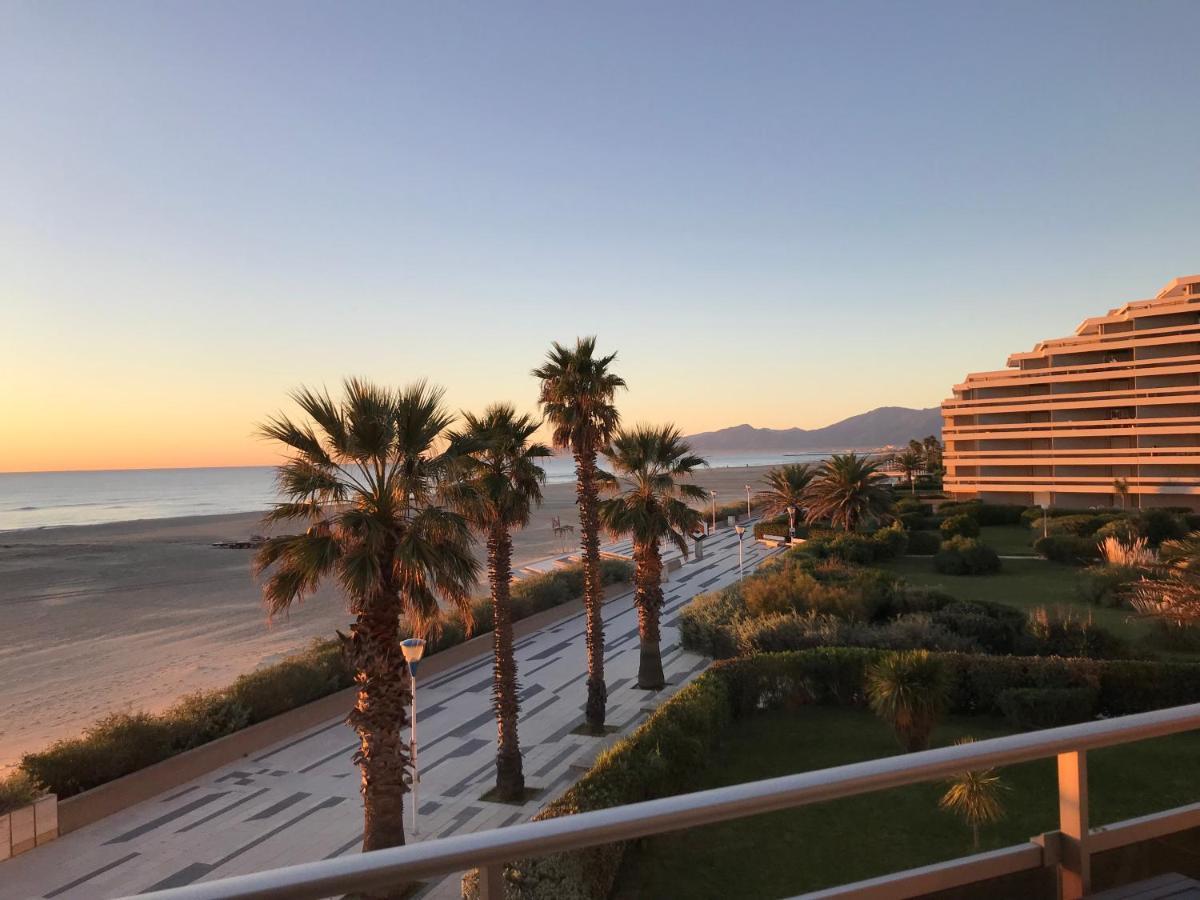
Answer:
[0,464,775,769]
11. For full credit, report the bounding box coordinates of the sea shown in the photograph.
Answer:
[0,452,830,531]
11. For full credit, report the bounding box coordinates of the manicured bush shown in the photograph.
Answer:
[940,514,980,539]
[872,524,909,559]
[1034,534,1101,565]
[894,499,932,516]
[907,530,942,555]
[1137,508,1188,546]
[934,536,1001,575]
[974,503,1029,526]
[996,686,1099,730]
[1075,564,1139,608]
[827,533,878,565]
[931,600,1025,655]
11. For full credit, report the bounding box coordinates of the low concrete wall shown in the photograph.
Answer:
[57,581,633,835]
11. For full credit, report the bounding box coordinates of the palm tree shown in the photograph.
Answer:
[754,463,814,520]
[803,452,892,532]
[921,435,944,474]
[890,448,925,495]
[866,650,951,752]
[1130,533,1200,625]
[1114,477,1130,510]
[448,404,550,801]
[939,737,1007,849]
[600,425,706,689]
[254,380,478,854]
[533,337,626,730]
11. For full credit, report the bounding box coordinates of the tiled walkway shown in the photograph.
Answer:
[2,525,779,899]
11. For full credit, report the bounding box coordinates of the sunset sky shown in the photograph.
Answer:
[3,1,1199,472]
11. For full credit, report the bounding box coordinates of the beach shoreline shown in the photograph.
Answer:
[0,463,780,769]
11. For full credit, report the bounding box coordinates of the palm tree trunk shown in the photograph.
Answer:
[575,449,607,730]
[633,540,666,690]
[346,598,410,856]
[489,524,525,799]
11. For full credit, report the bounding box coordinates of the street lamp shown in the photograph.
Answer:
[744,484,752,519]
[735,524,746,575]
[710,490,718,532]
[786,503,798,543]
[1040,503,1049,540]
[400,637,426,835]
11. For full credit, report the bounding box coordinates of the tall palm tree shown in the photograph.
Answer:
[803,452,892,532]
[754,463,814,519]
[866,650,951,752]
[254,380,478,854]
[890,448,925,495]
[600,425,706,689]
[533,337,626,730]
[449,404,551,801]
[922,435,944,474]
[939,737,1007,849]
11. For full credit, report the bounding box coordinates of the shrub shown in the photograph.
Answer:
[895,499,932,516]
[678,587,745,658]
[934,537,1001,575]
[932,600,1025,655]
[872,524,909,559]
[1137,509,1188,546]
[828,533,878,565]
[907,530,942,555]
[997,687,1098,730]
[1096,519,1140,543]
[1075,564,1140,608]
[866,650,952,752]
[1034,534,1101,565]
[1025,605,1129,659]
[0,771,41,815]
[940,514,980,539]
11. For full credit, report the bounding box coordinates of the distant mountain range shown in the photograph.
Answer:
[685,406,942,452]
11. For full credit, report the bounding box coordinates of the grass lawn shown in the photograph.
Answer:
[979,524,1037,556]
[878,554,1153,644]
[618,706,1200,899]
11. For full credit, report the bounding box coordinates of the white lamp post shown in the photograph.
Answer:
[710,490,717,532]
[744,484,752,519]
[1040,503,1049,540]
[735,524,746,575]
[400,637,426,836]
[786,503,798,543]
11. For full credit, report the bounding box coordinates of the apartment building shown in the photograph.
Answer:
[942,275,1200,510]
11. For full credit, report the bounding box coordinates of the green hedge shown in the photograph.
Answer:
[19,560,633,800]
[0,771,40,816]
[933,536,1001,575]
[462,646,1200,898]
[1034,534,1101,565]
[940,514,980,539]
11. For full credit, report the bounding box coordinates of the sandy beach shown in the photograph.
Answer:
[0,464,776,770]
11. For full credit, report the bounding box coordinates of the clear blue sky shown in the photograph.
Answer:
[2,1,1198,470]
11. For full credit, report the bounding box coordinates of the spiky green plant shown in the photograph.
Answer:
[600,425,706,689]
[254,379,479,855]
[449,404,551,800]
[866,650,951,752]
[803,452,892,532]
[939,737,1007,849]
[1130,533,1200,625]
[533,337,626,730]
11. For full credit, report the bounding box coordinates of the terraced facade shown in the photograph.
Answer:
[943,275,1200,510]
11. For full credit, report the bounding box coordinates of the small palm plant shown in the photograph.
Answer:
[254,379,478,853]
[533,337,626,730]
[449,404,551,800]
[939,737,1007,849]
[754,463,814,520]
[804,452,892,532]
[866,650,951,752]
[890,448,925,495]
[600,425,706,689]
[1130,533,1200,624]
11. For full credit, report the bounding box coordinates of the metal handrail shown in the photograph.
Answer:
[128,702,1200,900]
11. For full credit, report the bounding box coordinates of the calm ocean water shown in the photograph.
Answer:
[0,452,824,531]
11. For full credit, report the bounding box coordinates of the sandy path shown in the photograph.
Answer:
[0,464,776,770]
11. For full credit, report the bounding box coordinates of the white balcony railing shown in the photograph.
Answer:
[124,702,1200,900]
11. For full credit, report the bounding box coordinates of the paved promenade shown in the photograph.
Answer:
[2,524,777,899]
